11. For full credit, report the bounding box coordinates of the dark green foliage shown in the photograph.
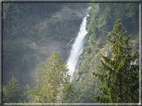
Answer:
[74,3,139,103]
[25,52,76,103]
[92,20,139,103]
[3,75,23,103]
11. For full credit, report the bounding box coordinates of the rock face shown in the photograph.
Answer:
[36,4,88,61]
[54,5,87,20]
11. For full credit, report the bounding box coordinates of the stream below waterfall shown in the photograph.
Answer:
[67,8,90,82]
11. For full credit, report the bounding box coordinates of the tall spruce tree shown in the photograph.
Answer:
[25,52,76,103]
[92,20,139,103]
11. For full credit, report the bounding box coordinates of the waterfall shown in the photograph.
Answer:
[67,9,89,82]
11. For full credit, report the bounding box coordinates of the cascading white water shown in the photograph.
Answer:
[67,9,89,82]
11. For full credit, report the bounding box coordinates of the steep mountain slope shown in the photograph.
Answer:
[2,3,88,88]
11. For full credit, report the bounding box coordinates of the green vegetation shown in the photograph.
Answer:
[3,75,23,103]
[2,2,139,103]
[92,20,139,103]
[73,3,139,103]
[25,52,76,103]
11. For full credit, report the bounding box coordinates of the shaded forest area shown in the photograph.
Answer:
[3,2,65,85]
[2,2,140,104]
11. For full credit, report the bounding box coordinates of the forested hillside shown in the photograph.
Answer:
[2,2,88,89]
[73,3,139,103]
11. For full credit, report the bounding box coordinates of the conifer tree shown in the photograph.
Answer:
[3,75,23,103]
[25,52,76,103]
[92,20,139,103]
